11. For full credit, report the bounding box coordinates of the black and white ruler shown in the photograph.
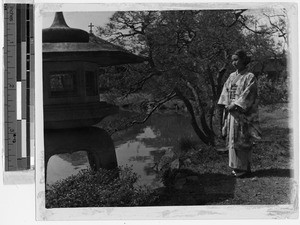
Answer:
[3,4,34,171]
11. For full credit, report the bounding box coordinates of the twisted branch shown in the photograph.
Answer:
[109,91,176,136]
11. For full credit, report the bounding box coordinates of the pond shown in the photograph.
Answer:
[46,112,200,188]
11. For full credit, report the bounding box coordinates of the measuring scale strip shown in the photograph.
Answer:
[4,4,33,171]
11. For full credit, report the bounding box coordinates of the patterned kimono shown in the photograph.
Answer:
[218,70,261,171]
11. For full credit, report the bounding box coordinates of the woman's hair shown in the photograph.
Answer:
[233,49,251,66]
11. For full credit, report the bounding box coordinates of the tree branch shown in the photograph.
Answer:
[109,91,176,136]
[216,63,228,97]
[263,13,287,41]
[238,15,272,35]
[125,68,165,96]
[186,81,204,113]
[225,9,247,27]
[206,65,216,100]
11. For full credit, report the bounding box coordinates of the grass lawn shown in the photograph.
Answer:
[154,103,296,206]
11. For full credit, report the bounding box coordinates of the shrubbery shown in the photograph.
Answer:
[156,137,200,187]
[46,167,158,208]
[257,74,288,105]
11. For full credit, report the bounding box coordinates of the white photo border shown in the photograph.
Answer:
[33,1,299,221]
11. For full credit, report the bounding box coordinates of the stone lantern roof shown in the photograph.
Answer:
[42,12,146,65]
[43,12,90,43]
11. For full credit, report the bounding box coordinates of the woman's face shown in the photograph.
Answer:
[232,54,245,70]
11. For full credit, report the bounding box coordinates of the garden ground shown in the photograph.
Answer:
[153,103,297,206]
[46,103,297,209]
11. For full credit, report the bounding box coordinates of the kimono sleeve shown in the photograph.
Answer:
[217,76,231,106]
[234,73,258,112]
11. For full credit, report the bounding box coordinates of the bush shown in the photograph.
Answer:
[257,74,288,105]
[46,167,158,208]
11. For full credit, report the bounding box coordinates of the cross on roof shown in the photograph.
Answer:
[88,22,94,34]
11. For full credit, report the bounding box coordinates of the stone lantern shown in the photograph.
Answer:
[43,12,145,176]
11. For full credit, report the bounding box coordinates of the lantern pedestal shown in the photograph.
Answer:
[44,127,118,180]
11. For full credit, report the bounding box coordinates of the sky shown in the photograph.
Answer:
[42,8,285,33]
[41,8,287,52]
[42,11,115,33]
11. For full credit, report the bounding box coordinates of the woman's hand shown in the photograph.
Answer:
[226,103,236,112]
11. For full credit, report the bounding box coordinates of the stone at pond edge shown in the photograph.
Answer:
[157,149,174,171]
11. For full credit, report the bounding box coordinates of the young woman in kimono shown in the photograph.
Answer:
[218,49,261,178]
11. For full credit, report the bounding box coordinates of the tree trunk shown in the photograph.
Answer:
[208,101,216,135]
[174,87,212,145]
[185,82,214,143]
[216,64,227,137]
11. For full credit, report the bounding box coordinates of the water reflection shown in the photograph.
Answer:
[47,113,200,188]
[136,127,157,139]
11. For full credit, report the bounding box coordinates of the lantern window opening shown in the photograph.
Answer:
[85,71,98,96]
[49,71,79,98]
